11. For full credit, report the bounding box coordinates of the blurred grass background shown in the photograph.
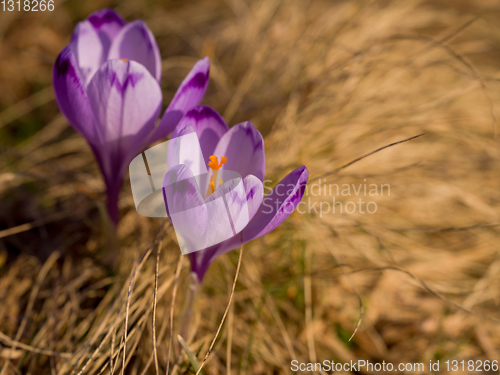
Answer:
[2,0,500,374]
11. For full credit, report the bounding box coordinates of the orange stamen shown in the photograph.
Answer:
[206,156,227,197]
[208,155,227,171]
[121,58,129,62]
[210,176,215,194]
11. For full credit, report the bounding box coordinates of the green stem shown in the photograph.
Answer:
[179,272,199,349]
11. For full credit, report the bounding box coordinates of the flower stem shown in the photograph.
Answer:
[106,188,120,226]
[179,272,199,350]
[101,203,119,269]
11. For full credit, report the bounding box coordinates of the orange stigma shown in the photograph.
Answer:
[206,156,227,196]
[208,155,227,170]
[121,58,129,62]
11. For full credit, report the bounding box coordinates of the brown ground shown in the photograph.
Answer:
[1,0,500,374]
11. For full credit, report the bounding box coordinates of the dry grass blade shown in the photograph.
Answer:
[120,244,155,375]
[377,222,500,233]
[114,223,167,370]
[195,237,244,375]
[265,296,297,360]
[0,251,60,375]
[226,299,234,375]
[312,133,426,181]
[0,331,72,358]
[304,248,316,362]
[0,212,67,239]
[138,260,180,375]
[152,241,162,375]
[74,301,124,375]
[352,266,500,325]
[418,16,478,54]
[91,259,177,375]
[166,254,183,375]
[394,33,498,136]
[0,86,54,129]
[326,244,364,341]
[110,336,123,375]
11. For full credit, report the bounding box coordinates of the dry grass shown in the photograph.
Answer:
[2,0,500,373]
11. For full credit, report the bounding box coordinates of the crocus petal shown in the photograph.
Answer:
[212,121,265,181]
[206,174,264,235]
[163,164,208,253]
[173,105,229,163]
[148,58,211,144]
[53,46,98,143]
[108,20,162,82]
[240,174,265,220]
[162,164,205,218]
[86,59,162,177]
[87,8,126,55]
[190,174,264,281]
[167,57,210,114]
[70,21,104,84]
[167,125,208,176]
[146,110,184,145]
[242,165,308,241]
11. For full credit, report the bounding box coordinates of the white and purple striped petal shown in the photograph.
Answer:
[190,166,307,281]
[190,174,264,281]
[149,58,211,143]
[212,121,265,181]
[86,59,162,177]
[108,20,162,82]
[172,105,229,163]
[70,21,104,84]
[87,8,126,55]
[53,46,98,144]
[162,164,208,253]
[242,165,308,242]
[166,57,210,114]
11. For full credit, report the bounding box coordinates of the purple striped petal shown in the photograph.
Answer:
[240,175,265,221]
[242,165,308,242]
[147,58,211,144]
[189,174,264,281]
[87,8,126,55]
[70,21,104,84]
[212,121,265,181]
[146,110,184,145]
[86,59,162,177]
[204,174,263,233]
[163,164,208,252]
[173,106,229,163]
[162,164,205,217]
[108,20,162,82]
[167,57,210,114]
[199,166,308,262]
[53,46,98,144]
[166,124,199,172]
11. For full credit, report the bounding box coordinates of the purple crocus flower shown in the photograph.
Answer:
[53,9,210,224]
[164,106,309,281]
